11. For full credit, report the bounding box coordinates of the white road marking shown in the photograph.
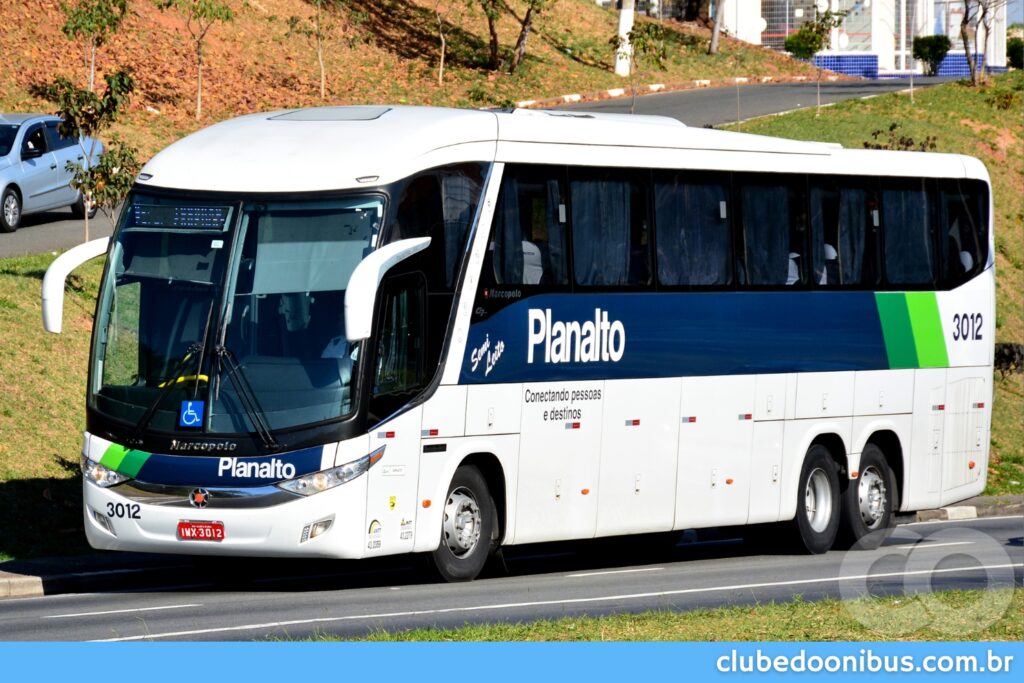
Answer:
[887,541,976,550]
[93,562,1023,641]
[45,604,202,619]
[904,515,1022,526]
[567,568,664,579]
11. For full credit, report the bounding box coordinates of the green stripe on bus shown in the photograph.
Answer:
[875,293,918,368]
[99,443,151,477]
[118,449,151,478]
[99,443,129,471]
[905,292,949,367]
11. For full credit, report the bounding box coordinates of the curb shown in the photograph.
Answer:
[0,572,43,599]
[514,72,854,111]
[914,495,1023,522]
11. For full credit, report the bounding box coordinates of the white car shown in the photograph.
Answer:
[0,113,102,232]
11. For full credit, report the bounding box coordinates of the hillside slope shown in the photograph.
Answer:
[2,0,821,157]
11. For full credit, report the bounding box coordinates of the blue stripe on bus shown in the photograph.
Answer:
[459,292,890,384]
[133,446,325,487]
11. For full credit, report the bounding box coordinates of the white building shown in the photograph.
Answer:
[719,0,1009,74]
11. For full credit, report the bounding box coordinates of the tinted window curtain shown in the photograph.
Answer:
[838,188,867,285]
[571,176,631,285]
[883,187,934,285]
[655,178,730,285]
[545,179,567,284]
[441,173,477,287]
[741,184,790,285]
[493,180,523,284]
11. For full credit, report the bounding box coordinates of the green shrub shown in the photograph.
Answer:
[912,35,952,75]
[1008,37,1024,70]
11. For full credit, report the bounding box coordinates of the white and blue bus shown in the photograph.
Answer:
[43,106,994,581]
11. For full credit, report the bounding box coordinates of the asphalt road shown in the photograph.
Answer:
[1,78,954,259]
[2,515,1020,641]
[562,77,956,126]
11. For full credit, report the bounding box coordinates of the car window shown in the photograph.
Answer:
[0,124,19,157]
[44,122,77,151]
[21,124,48,156]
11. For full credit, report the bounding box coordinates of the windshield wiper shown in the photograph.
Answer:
[214,345,280,451]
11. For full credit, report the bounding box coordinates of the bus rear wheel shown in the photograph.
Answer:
[790,444,840,554]
[429,465,496,582]
[835,444,896,550]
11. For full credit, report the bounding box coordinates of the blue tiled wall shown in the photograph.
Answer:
[937,53,985,76]
[812,54,879,78]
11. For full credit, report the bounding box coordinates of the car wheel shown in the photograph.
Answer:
[71,194,97,220]
[835,444,897,550]
[790,444,841,554]
[429,465,496,582]
[1,187,21,232]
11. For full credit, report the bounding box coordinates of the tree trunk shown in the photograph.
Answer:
[961,3,977,86]
[436,6,446,85]
[615,0,635,78]
[486,3,500,71]
[83,190,90,243]
[318,5,326,98]
[708,0,725,55]
[196,40,204,120]
[509,7,535,74]
[89,40,97,92]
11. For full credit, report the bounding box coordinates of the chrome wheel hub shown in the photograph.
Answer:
[805,467,833,533]
[3,195,18,226]
[858,466,887,529]
[443,487,481,556]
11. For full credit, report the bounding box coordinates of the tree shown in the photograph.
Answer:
[509,1,556,74]
[42,71,141,242]
[784,8,845,115]
[60,0,128,92]
[154,0,234,120]
[287,0,340,100]
[614,0,636,77]
[612,20,668,112]
[471,0,502,71]
[912,35,952,76]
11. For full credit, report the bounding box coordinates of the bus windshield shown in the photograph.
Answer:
[90,191,384,436]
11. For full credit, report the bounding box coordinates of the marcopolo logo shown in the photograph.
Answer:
[527,307,626,364]
[218,457,297,480]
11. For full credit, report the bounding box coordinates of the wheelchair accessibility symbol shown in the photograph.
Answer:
[179,401,205,428]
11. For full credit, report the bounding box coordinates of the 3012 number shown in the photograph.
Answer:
[952,313,983,341]
[106,502,141,519]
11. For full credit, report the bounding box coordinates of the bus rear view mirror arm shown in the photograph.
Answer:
[42,237,110,334]
[345,236,430,342]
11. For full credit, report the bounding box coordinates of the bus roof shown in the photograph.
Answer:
[136,105,987,194]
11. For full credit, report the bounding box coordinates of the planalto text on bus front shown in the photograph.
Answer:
[527,308,626,364]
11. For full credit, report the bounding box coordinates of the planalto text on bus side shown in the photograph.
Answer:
[527,307,626,364]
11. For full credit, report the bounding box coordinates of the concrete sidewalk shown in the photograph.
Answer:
[2,495,1020,600]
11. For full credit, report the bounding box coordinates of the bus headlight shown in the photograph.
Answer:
[81,455,131,487]
[277,446,385,496]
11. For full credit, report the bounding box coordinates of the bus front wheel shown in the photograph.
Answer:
[835,444,896,550]
[790,445,840,554]
[430,465,496,582]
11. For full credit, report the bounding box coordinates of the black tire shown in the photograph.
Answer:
[789,444,841,554]
[835,443,897,550]
[429,465,496,582]
[1,187,20,232]
[70,193,97,220]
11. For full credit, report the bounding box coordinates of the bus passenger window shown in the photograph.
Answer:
[570,168,651,287]
[654,173,731,286]
[882,181,936,286]
[939,180,986,287]
[492,165,568,286]
[809,181,878,287]
[738,180,806,286]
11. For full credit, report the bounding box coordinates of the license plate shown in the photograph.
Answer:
[177,520,225,542]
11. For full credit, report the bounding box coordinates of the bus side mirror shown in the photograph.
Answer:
[344,236,430,342]
[42,237,110,334]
